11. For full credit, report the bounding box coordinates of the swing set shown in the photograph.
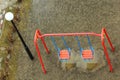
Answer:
[34,28,115,74]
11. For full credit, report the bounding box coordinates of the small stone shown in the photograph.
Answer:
[0,57,3,63]
[2,10,5,14]
[7,54,11,60]
[5,2,8,5]
[0,14,2,19]
[9,7,13,10]
[0,47,6,51]
[0,20,3,24]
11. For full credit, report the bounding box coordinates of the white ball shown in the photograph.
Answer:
[5,12,14,21]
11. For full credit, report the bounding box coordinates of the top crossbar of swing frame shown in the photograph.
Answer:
[37,32,101,38]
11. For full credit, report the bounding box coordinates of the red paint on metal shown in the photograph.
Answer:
[38,32,101,38]
[59,50,70,60]
[103,28,115,52]
[82,50,93,59]
[101,28,114,72]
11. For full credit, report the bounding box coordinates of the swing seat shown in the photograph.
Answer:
[82,50,93,59]
[59,50,70,60]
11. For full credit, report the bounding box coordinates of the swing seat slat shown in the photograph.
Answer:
[82,50,93,59]
[59,50,70,60]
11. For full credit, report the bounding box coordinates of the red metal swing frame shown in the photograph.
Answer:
[34,28,115,74]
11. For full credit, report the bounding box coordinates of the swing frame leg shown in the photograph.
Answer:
[103,28,115,52]
[102,41,113,72]
[40,37,50,54]
[101,28,115,72]
[36,30,50,54]
[34,42,46,74]
[34,30,49,74]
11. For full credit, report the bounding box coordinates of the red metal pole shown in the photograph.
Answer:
[37,30,49,54]
[103,28,115,52]
[40,37,50,54]
[34,42,46,74]
[34,30,46,74]
[40,32,101,37]
[102,40,113,72]
[101,28,113,72]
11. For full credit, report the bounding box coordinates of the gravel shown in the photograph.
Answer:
[16,0,120,80]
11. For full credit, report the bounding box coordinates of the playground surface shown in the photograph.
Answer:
[15,0,120,80]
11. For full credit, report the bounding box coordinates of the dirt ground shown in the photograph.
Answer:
[16,0,120,80]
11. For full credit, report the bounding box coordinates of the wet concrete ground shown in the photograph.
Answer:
[16,0,120,80]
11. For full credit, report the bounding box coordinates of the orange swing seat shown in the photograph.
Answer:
[59,50,70,60]
[82,50,93,59]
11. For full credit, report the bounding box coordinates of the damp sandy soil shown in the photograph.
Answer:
[16,0,120,80]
